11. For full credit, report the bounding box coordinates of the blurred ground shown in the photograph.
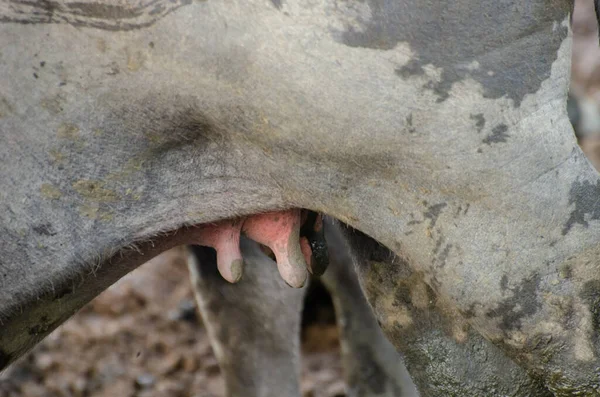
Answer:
[4,1,600,396]
[572,0,600,167]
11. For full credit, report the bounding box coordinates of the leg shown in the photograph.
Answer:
[187,238,305,397]
[321,218,419,397]
[335,222,552,397]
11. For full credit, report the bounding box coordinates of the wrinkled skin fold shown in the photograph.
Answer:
[2,0,600,394]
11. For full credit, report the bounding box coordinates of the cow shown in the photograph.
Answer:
[1,0,598,395]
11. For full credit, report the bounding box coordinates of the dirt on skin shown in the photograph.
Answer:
[0,247,345,397]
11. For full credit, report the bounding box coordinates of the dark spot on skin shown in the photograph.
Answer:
[579,280,600,340]
[562,180,600,235]
[486,273,541,332]
[424,283,437,309]
[437,244,452,267]
[270,0,282,9]
[433,236,444,255]
[470,113,486,133]
[455,205,463,217]
[32,223,56,236]
[501,275,509,291]
[424,203,447,228]
[477,148,483,153]
[560,265,572,279]
[394,284,412,306]
[33,73,38,79]
[337,0,569,106]
[461,303,478,319]
[463,203,470,215]
[395,59,425,78]
[483,124,509,145]
[406,113,416,133]
[148,41,154,48]
[0,349,11,369]
[40,61,45,67]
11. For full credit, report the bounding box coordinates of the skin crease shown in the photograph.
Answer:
[2,0,600,394]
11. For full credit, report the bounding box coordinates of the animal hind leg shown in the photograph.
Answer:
[321,218,419,397]
[187,237,306,397]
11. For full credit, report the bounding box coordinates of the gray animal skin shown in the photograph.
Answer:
[1,0,599,394]
[188,226,418,397]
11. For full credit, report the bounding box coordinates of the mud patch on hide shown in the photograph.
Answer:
[436,243,452,268]
[470,113,486,133]
[57,123,80,139]
[78,204,114,221]
[579,280,600,340]
[0,96,14,118]
[405,113,417,133]
[547,372,600,396]
[395,59,425,79]
[486,273,541,332]
[72,180,119,203]
[482,124,510,145]
[501,274,509,291]
[32,223,56,236]
[423,202,446,229]
[559,265,572,279]
[40,183,62,200]
[0,0,193,32]
[40,94,66,115]
[562,180,600,235]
